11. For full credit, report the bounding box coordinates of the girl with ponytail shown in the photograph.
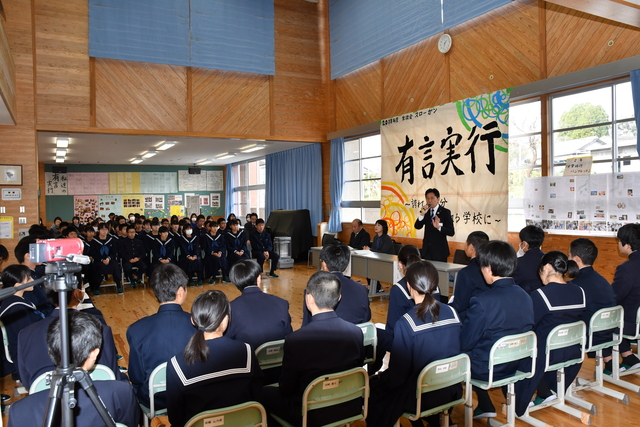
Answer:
[367,260,462,427]
[166,290,262,427]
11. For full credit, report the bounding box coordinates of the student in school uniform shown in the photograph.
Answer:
[151,226,176,275]
[202,221,230,284]
[169,220,181,240]
[250,218,280,278]
[120,225,147,287]
[449,231,490,323]
[166,291,263,427]
[225,219,250,267]
[367,260,462,427]
[195,214,207,237]
[513,225,546,294]
[385,245,422,346]
[143,219,161,278]
[515,251,585,415]
[89,222,122,295]
[461,240,534,420]
[217,217,227,235]
[179,223,203,287]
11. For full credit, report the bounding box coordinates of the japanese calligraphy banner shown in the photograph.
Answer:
[44,172,68,195]
[381,89,510,242]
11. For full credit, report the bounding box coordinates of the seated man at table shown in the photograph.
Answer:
[349,219,370,250]
[264,271,365,426]
[302,242,370,326]
[250,219,280,278]
[8,312,140,427]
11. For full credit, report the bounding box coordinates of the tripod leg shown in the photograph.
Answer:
[74,369,117,427]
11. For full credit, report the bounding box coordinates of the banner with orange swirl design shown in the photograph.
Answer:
[380,89,510,241]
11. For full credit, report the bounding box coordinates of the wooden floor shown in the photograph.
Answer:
[2,262,640,426]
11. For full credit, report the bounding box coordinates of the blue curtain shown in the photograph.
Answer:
[328,138,344,232]
[631,70,640,158]
[265,144,323,236]
[225,164,234,218]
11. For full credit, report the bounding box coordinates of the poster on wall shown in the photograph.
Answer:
[178,170,207,191]
[98,195,122,220]
[167,195,183,206]
[122,195,144,216]
[68,173,109,195]
[140,172,177,193]
[74,196,98,223]
[380,89,510,241]
[109,172,140,194]
[45,172,68,195]
[210,193,220,208]
[206,170,224,191]
[199,195,210,206]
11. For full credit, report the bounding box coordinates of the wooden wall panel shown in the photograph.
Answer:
[0,19,16,123]
[383,37,447,119]
[0,0,40,264]
[34,0,90,127]
[272,0,328,140]
[95,58,187,131]
[335,62,382,131]
[449,0,540,102]
[546,3,640,78]
[191,68,270,136]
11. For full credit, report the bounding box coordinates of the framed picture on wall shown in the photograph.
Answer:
[0,165,22,185]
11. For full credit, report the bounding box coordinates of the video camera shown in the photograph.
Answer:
[29,238,90,265]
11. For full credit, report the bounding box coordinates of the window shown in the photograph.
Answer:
[231,159,266,219]
[341,134,381,223]
[508,100,542,231]
[551,81,637,176]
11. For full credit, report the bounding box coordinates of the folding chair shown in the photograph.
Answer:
[29,364,117,394]
[357,321,377,364]
[271,367,369,427]
[255,339,284,386]
[518,321,591,426]
[139,362,168,427]
[0,320,12,364]
[567,306,629,413]
[395,353,471,427]
[605,306,640,394]
[464,331,537,427]
[184,401,267,427]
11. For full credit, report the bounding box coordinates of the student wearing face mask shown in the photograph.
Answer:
[513,225,546,294]
[89,223,122,295]
[225,219,250,267]
[179,224,203,287]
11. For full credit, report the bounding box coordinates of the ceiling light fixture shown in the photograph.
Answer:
[239,143,266,153]
[55,148,67,157]
[157,140,176,151]
[131,158,143,164]
[56,137,69,148]
[55,157,65,163]
[142,151,157,159]
[214,152,236,160]
[196,159,213,165]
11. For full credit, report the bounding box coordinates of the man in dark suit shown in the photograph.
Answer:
[126,263,195,409]
[449,231,490,322]
[414,188,455,261]
[8,312,140,427]
[348,219,371,250]
[513,225,545,294]
[302,242,370,326]
[264,271,365,426]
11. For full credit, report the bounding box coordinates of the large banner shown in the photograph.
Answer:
[381,89,510,242]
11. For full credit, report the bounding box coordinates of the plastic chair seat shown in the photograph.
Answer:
[184,401,267,427]
[471,370,532,390]
[357,321,377,364]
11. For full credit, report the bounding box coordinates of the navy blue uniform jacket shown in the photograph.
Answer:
[202,233,226,255]
[385,278,413,343]
[371,234,395,254]
[126,303,195,408]
[17,309,124,389]
[612,251,640,336]
[414,205,454,261]
[225,229,249,254]
[152,237,176,263]
[90,236,119,262]
[349,229,371,250]
[449,257,489,323]
[302,272,371,326]
[0,295,44,375]
[227,286,292,350]
[250,230,274,253]
[8,379,140,427]
[166,337,263,427]
[119,237,146,262]
[513,248,545,294]
[460,277,534,381]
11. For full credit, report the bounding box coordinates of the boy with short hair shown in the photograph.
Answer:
[250,219,280,278]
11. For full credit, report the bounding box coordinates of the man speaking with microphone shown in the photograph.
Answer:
[414,188,455,262]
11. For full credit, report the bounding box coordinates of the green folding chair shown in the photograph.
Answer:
[395,353,471,427]
[567,306,629,414]
[184,401,267,427]
[465,331,537,427]
[28,364,117,394]
[0,320,12,364]
[605,306,640,394]
[518,321,591,426]
[255,339,284,386]
[140,362,168,427]
[357,321,377,364]
[271,367,369,427]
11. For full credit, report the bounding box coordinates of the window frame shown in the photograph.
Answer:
[341,133,382,223]
[231,158,266,219]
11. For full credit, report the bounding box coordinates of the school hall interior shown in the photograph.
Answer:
[0,0,640,426]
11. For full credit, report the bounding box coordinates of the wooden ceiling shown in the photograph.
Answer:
[545,0,640,28]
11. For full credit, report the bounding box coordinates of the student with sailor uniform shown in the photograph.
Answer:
[202,221,230,283]
[152,226,177,274]
[178,223,203,287]
[166,290,262,427]
[514,251,586,415]
[224,219,250,267]
[367,260,462,427]
[89,222,122,295]
[385,245,422,344]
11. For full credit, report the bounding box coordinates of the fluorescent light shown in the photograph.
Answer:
[56,137,69,148]
[196,159,213,165]
[55,148,67,157]
[157,141,176,151]
[142,151,157,159]
[239,143,266,153]
[55,157,65,163]
[214,152,236,160]
[131,158,143,164]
